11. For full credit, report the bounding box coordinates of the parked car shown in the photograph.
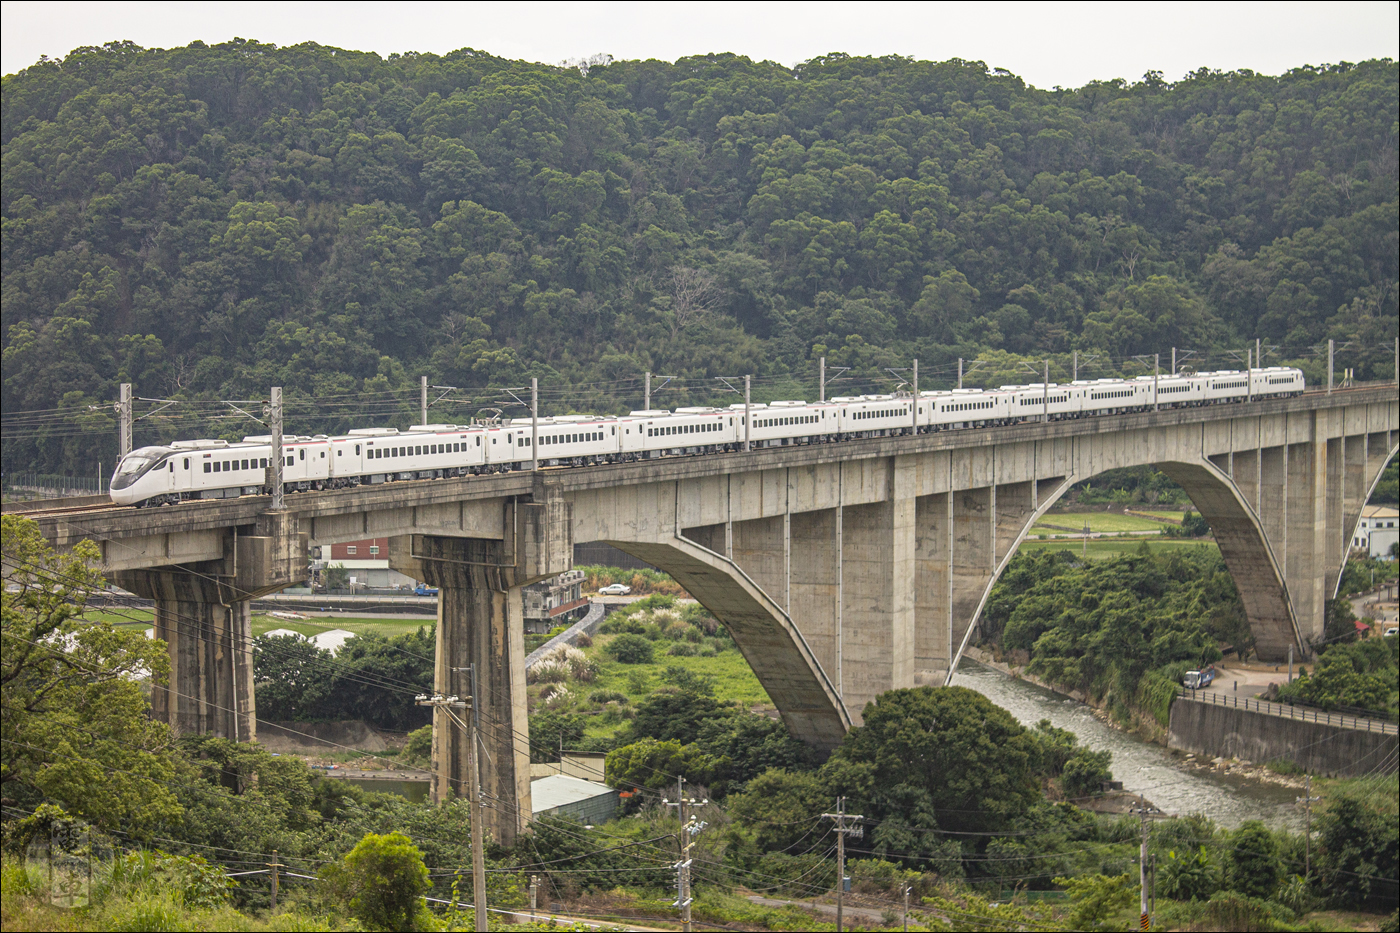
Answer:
[414,584,439,597]
[598,583,631,595]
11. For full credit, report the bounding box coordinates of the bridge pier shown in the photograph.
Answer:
[386,484,572,845]
[113,567,256,740]
[389,535,533,847]
[111,511,307,741]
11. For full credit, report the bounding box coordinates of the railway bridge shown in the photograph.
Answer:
[8,384,1398,844]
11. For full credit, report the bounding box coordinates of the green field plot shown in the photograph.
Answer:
[1033,511,1174,534]
[96,611,432,640]
[1021,538,1219,560]
[251,615,433,639]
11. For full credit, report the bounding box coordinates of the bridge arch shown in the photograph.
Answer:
[599,535,852,753]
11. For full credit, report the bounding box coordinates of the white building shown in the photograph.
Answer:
[1353,505,1399,559]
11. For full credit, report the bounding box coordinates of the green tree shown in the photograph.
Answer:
[1227,820,1282,900]
[825,686,1041,835]
[1,515,179,833]
[1054,872,1136,932]
[323,831,431,932]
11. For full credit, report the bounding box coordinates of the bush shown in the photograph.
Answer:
[1061,748,1113,799]
[605,634,655,664]
[322,832,430,932]
[403,724,432,765]
[666,642,698,656]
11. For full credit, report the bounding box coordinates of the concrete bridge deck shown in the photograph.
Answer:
[8,383,1397,844]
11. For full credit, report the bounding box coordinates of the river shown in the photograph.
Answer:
[952,660,1303,830]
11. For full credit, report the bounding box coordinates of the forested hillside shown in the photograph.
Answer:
[2,41,1396,475]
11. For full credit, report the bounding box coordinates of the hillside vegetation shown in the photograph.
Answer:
[2,43,1396,475]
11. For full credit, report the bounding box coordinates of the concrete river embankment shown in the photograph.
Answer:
[952,660,1305,830]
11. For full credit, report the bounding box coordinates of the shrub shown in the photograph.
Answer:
[605,634,655,664]
[589,690,628,705]
[403,724,432,765]
[322,832,430,932]
[574,632,593,648]
[667,642,698,656]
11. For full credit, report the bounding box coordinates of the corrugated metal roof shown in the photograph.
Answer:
[531,774,615,811]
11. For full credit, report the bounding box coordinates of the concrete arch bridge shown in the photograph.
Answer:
[12,384,1397,844]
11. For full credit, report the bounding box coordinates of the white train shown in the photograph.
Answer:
[109,366,1305,507]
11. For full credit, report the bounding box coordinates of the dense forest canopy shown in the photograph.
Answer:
[1,40,1396,475]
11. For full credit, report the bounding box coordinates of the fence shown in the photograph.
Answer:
[1179,687,1398,734]
[2,472,108,498]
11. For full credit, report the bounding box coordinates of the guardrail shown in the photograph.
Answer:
[1178,687,1399,735]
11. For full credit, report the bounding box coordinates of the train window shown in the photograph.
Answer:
[169,462,174,472]
[204,463,211,473]
[355,445,361,455]
[299,449,305,461]
[242,459,249,469]
[214,462,221,473]
[287,456,294,466]
[260,458,267,468]
[320,451,325,458]
[184,458,190,470]
[611,427,616,436]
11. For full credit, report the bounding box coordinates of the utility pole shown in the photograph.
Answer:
[1298,776,1321,876]
[744,375,752,452]
[822,797,863,932]
[421,375,428,426]
[819,357,826,403]
[1131,797,1157,931]
[417,690,486,932]
[664,777,708,933]
[117,382,133,459]
[1083,518,1090,560]
[1328,339,1335,394]
[910,359,919,435]
[269,850,280,910]
[1171,347,1176,375]
[957,357,963,390]
[645,371,651,411]
[1072,350,1078,382]
[529,875,539,921]
[531,377,539,472]
[268,387,284,511]
[902,884,911,932]
[1257,337,1262,372]
[1153,353,1160,411]
[1246,347,1253,402]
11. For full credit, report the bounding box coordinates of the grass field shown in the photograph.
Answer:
[1020,538,1219,559]
[1133,510,1190,521]
[89,610,432,640]
[1034,511,1174,534]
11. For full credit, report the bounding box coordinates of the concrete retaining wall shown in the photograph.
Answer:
[1167,698,1397,777]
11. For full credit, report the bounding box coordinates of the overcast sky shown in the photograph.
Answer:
[3,1,1397,87]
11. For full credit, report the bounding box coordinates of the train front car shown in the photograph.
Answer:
[109,446,178,506]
